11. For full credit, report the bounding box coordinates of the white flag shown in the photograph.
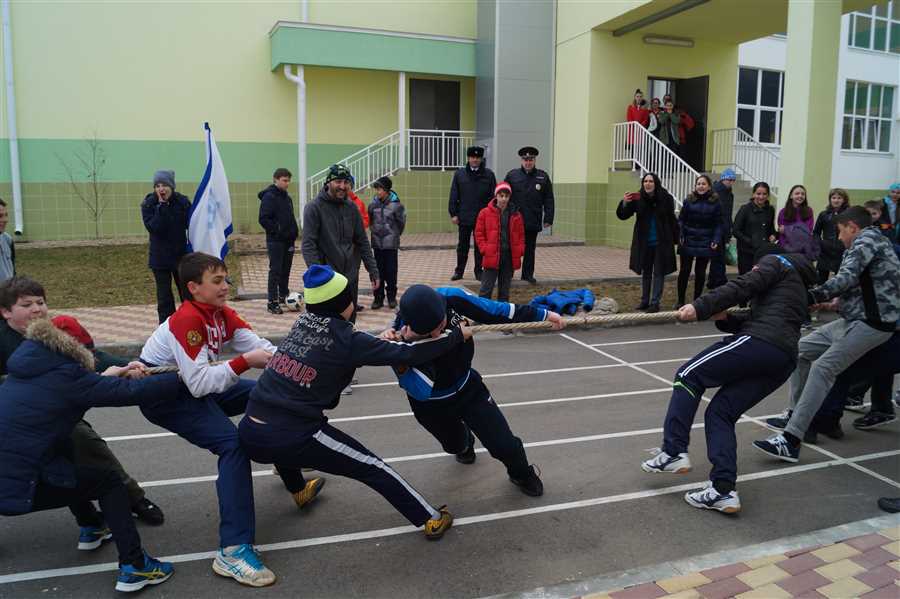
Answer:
[188,123,233,258]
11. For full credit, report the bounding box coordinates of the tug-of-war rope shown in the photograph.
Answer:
[143,300,748,376]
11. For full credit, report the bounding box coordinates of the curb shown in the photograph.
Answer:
[481,514,900,599]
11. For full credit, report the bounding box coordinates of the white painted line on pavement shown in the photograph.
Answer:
[3,448,897,586]
[589,333,723,347]
[560,333,900,490]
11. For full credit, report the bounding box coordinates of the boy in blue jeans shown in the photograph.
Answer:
[641,248,816,513]
[139,252,317,587]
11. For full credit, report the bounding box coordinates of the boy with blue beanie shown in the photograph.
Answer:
[384,285,565,496]
[241,265,470,539]
[708,168,736,289]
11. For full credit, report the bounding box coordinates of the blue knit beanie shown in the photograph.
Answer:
[720,168,736,181]
[399,285,447,334]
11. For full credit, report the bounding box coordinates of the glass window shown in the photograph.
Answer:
[735,67,785,145]
[738,68,758,105]
[760,70,780,107]
[849,1,900,54]
[841,80,896,153]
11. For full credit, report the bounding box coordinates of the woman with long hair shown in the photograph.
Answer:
[676,174,722,307]
[626,89,649,146]
[732,182,776,275]
[813,188,850,283]
[616,172,678,313]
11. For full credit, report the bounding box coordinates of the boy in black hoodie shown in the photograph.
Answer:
[641,247,816,513]
[258,168,299,314]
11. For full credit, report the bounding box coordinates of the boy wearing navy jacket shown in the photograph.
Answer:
[385,285,565,496]
[641,247,816,513]
[240,265,470,540]
[0,318,179,592]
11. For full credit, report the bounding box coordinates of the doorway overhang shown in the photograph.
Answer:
[269,21,476,77]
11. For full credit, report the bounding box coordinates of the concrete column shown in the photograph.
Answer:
[777,0,841,210]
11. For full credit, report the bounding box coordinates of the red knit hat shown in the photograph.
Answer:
[51,315,95,349]
[494,182,512,197]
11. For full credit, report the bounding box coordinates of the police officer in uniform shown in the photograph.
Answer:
[448,146,496,281]
[504,147,554,284]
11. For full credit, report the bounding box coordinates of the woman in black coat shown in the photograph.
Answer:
[732,182,777,275]
[813,188,849,284]
[616,172,678,313]
[676,174,722,307]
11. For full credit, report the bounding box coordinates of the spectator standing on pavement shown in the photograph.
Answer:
[813,188,849,284]
[676,175,722,308]
[616,173,678,313]
[732,182,776,275]
[368,176,406,310]
[449,146,496,281]
[882,182,899,226]
[475,182,524,302]
[140,170,191,324]
[708,169,736,289]
[778,185,814,245]
[0,199,15,284]
[258,168,299,315]
[504,146,554,284]
[302,164,379,327]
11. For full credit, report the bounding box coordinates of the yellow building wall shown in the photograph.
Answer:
[552,33,592,184]
[308,0,477,39]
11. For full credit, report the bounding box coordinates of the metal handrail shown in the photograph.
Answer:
[611,121,699,206]
[710,127,780,194]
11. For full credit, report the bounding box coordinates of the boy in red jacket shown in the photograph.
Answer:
[475,182,524,301]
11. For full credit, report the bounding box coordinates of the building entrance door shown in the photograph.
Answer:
[647,75,709,172]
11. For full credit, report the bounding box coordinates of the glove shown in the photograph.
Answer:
[807,288,826,306]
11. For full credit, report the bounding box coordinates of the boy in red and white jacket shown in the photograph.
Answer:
[139,253,320,589]
[475,182,525,301]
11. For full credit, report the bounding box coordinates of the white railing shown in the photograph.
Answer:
[611,121,698,206]
[307,130,402,200]
[306,129,478,200]
[407,129,476,171]
[710,127,780,194]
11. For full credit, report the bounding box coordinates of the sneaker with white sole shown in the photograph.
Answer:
[78,525,112,550]
[684,482,741,513]
[752,434,800,463]
[212,544,276,587]
[765,409,792,430]
[115,551,173,592]
[641,449,692,474]
[853,411,897,430]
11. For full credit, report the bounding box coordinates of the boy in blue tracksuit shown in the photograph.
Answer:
[641,248,817,513]
[240,265,469,539]
[385,285,565,496]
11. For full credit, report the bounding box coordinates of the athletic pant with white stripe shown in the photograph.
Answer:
[662,335,795,488]
[238,418,440,526]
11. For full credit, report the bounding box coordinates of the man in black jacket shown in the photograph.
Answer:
[449,146,496,281]
[141,170,191,323]
[641,248,816,514]
[504,147,554,284]
[258,168,299,314]
[708,169,736,289]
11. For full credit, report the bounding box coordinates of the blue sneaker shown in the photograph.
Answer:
[212,544,276,587]
[78,525,112,550]
[115,552,173,592]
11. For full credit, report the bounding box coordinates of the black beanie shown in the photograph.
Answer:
[399,285,447,335]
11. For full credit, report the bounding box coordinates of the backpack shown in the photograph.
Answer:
[781,223,820,261]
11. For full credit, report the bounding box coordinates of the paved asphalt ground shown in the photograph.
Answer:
[1,321,898,598]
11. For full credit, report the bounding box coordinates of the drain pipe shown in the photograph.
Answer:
[2,0,23,234]
[283,64,307,225]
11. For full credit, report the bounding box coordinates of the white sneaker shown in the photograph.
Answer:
[212,544,276,587]
[641,449,692,474]
[684,482,741,513]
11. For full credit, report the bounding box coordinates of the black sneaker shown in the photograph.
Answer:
[845,394,867,413]
[646,304,660,314]
[803,429,818,444]
[267,302,283,315]
[878,497,900,513]
[474,270,483,281]
[752,434,800,463]
[819,422,844,440]
[636,301,649,311]
[370,300,383,310]
[766,410,792,430]
[524,277,538,285]
[455,429,476,465]
[853,412,897,430]
[131,498,165,526]
[388,299,397,309]
[450,272,463,281]
[510,465,543,497]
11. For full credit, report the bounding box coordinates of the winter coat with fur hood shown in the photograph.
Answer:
[0,319,178,515]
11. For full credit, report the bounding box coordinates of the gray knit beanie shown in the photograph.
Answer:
[153,170,176,190]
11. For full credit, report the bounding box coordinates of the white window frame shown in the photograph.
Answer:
[841,80,895,154]
[848,1,900,54]
[736,67,784,147]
